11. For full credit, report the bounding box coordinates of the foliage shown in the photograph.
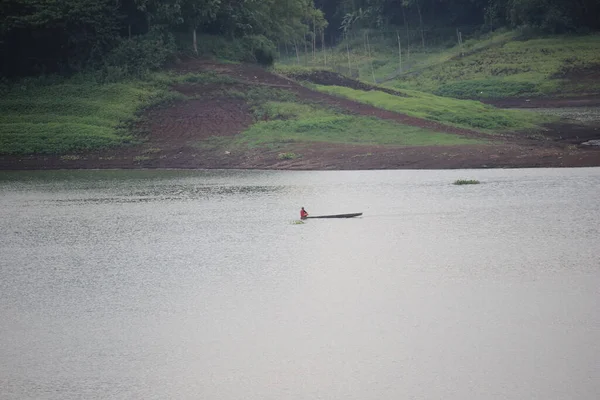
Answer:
[0,0,327,77]
[313,85,552,132]
[103,27,177,78]
[1,0,121,76]
[3,0,600,79]
[317,0,600,35]
[241,35,277,66]
[176,33,272,65]
[278,152,301,160]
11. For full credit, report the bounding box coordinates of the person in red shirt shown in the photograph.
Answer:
[300,207,309,219]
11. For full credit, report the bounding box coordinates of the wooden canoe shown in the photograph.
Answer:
[305,213,362,219]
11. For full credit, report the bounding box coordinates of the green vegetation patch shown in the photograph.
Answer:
[0,77,177,155]
[454,179,481,185]
[277,152,301,160]
[392,35,600,97]
[313,85,552,132]
[434,79,538,99]
[277,30,521,85]
[0,123,133,155]
[281,32,600,99]
[236,101,482,146]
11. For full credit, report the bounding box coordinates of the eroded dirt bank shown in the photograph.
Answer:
[2,142,600,170]
[2,60,599,171]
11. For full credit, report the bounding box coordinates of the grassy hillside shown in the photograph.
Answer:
[0,70,482,156]
[312,85,553,132]
[0,75,183,155]
[224,101,481,148]
[277,31,600,99]
[396,35,600,98]
[0,72,240,155]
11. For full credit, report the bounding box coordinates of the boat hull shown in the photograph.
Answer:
[305,213,362,219]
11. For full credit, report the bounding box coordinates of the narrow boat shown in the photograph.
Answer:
[305,213,362,219]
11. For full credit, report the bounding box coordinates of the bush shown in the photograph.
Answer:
[241,35,276,66]
[104,27,176,78]
[176,33,275,66]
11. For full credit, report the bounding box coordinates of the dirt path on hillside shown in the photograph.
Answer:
[190,60,599,146]
[174,59,490,140]
[2,59,600,171]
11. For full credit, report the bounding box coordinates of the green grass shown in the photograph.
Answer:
[277,152,301,160]
[225,101,483,147]
[0,70,245,156]
[433,79,539,99]
[0,62,495,157]
[391,34,600,98]
[277,30,520,83]
[278,30,600,99]
[229,86,298,104]
[313,85,552,133]
[0,75,186,155]
[454,179,480,185]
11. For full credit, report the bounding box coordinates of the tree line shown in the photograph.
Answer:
[1,0,598,78]
[0,0,326,77]
[319,0,600,36]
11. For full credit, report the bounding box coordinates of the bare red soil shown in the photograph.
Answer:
[1,59,599,170]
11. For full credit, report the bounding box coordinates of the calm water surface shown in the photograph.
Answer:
[1,168,599,400]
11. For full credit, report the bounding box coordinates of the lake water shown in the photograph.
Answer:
[1,168,599,400]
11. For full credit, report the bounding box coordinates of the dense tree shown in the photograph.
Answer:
[318,0,600,34]
[0,0,325,76]
[1,0,121,76]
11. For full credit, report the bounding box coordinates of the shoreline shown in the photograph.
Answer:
[2,143,599,171]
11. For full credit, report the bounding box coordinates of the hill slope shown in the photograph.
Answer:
[278,31,600,99]
[1,59,600,170]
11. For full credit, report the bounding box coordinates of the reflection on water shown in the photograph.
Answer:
[1,168,599,400]
[42,186,284,205]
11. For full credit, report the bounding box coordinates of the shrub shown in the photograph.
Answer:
[104,27,176,78]
[453,179,481,185]
[241,35,276,66]
[176,33,275,66]
[277,152,300,160]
